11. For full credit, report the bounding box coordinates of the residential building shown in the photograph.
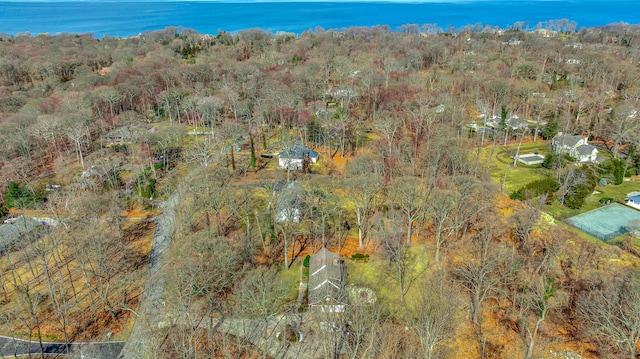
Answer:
[278,144,319,170]
[308,247,347,313]
[626,195,640,210]
[552,132,599,163]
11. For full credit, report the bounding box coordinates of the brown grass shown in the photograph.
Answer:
[0,220,154,341]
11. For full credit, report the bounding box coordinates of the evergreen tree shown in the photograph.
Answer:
[541,119,559,140]
[542,152,564,169]
[250,137,257,168]
[499,105,508,132]
[6,181,39,208]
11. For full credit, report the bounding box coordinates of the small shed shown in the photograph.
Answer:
[308,247,347,313]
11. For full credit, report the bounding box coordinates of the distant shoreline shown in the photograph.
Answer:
[1,0,639,38]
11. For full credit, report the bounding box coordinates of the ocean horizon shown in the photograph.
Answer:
[2,0,640,38]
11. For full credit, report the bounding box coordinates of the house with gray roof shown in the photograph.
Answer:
[104,127,134,147]
[308,247,347,313]
[574,144,599,163]
[552,132,598,163]
[507,115,529,131]
[278,144,319,170]
[0,216,41,254]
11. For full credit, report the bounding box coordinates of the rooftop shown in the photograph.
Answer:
[279,144,319,160]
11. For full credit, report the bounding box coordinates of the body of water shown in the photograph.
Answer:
[1,0,640,38]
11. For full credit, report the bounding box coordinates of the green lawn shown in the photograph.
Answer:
[481,142,640,250]
[545,177,640,219]
[279,262,305,300]
[480,141,555,194]
[593,178,640,202]
[346,244,434,312]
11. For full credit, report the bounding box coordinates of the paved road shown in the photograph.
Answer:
[0,335,124,358]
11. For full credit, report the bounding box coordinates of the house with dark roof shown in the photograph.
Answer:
[278,144,319,170]
[552,132,598,163]
[574,144,599,163]
[104,127,134,147]
[308,247,347,313]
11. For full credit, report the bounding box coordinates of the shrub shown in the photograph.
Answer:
[0,202,7,218]
[612,159,625,185]
[562,166,598,209]
[510,178,560,201]
[542,152,564,169]
[134,167,157,199]
[599,197,613,205]
[351,253,369,262]
[564,183,592,209]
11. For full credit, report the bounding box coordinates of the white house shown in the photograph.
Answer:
[481,114,529,131]
[626,195,640,210]
[275,182,306,223]
[552,132,599,163]
[278,144,319,170]
[574,144,599,163]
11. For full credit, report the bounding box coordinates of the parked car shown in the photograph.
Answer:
[3,217,17,224]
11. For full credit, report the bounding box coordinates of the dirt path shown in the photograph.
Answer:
[118,190,180,359]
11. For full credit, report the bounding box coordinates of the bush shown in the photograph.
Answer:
[599,197,613,205]
[542,152,564,169]
[0,202,8,218]
[134,167,157,199]
[562,166,598,209]
[564,183,592,209]
[510,178,560,201]
[351,253,369,262]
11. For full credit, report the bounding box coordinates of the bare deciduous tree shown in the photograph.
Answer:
[410,272,460,359]
[379,219,425,303]
[390,176,430,245]
[577,270,640,359]
[428,188,456,263]
[344,174,383,248]
[514,274,566,359]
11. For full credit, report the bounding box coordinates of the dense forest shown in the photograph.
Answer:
[2,22,640,359]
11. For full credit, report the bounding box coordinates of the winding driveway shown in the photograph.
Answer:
[118,189,181,359]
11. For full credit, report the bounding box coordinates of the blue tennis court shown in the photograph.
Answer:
[566,203,640,241]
